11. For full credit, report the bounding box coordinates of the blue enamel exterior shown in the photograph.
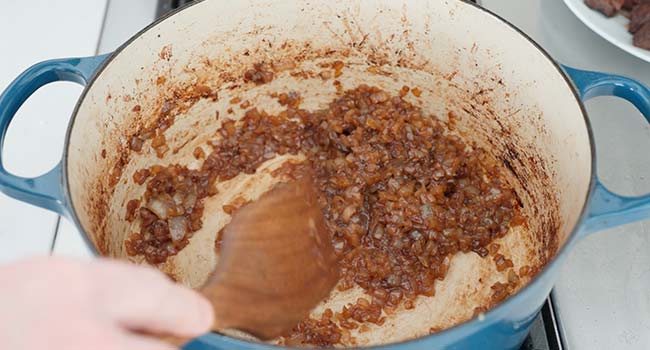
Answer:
[0,54,109,216]
[563,66,650,236]
[1,56,650,350]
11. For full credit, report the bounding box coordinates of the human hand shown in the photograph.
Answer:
[0,256,214,350]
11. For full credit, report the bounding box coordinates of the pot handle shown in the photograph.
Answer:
[563,65,650,235]
[0,54,109,215]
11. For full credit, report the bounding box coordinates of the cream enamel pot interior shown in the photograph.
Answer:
[2,1,650,349]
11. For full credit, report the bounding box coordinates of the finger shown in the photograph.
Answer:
[122,284,214,337]
[90,259,214,337]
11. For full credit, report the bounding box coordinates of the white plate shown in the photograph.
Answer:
[563,0,650,62]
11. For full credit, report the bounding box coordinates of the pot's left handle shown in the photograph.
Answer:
[563,66,650,235]
[0,54,110,215]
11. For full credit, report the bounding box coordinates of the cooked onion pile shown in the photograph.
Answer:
[123,69,524,346]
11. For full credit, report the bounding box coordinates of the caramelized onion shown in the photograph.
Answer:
[124,83,524,345]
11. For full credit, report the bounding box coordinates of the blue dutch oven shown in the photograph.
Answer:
[1,0,650,349]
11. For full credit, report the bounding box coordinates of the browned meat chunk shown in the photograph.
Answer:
[585,0,625,16]
[624,0,638,10]
[633,21,650,48]
[623,0,650,11]
[630,3,650,32]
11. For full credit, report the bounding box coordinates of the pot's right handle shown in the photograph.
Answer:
[0,54,109,215]
[563,66,650,235]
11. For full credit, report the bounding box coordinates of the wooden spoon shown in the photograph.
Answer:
[166,177,339,345]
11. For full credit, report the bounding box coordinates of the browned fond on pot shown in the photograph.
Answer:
[64,0,574,347]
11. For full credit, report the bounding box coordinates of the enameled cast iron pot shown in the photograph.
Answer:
[2,1,650,349]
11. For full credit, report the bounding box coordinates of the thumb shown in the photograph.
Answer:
[91,259,214,337]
